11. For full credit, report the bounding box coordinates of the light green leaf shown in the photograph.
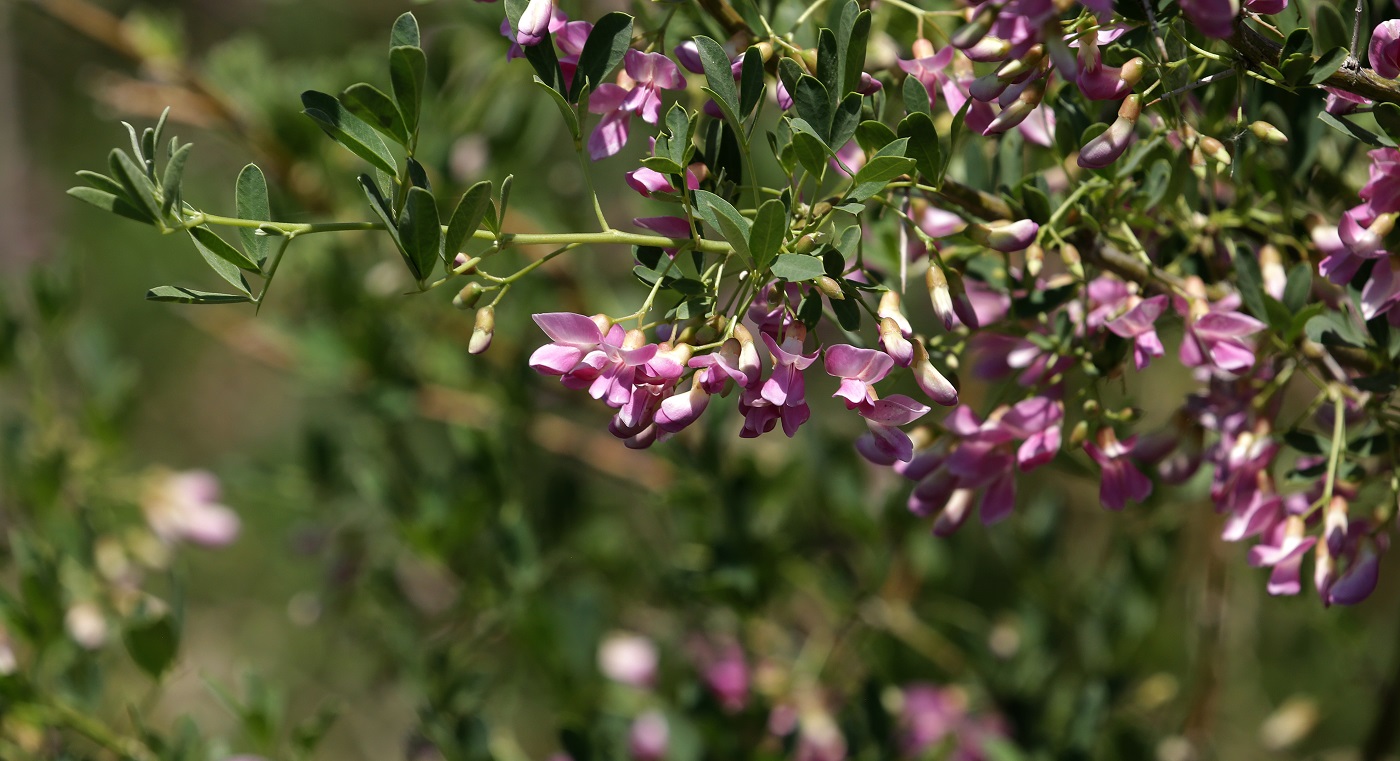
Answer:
[749,199,787,272]
[235,164,272,265]
[160,142,192,218]
[145,286,254,305]
[341,83,410,145]
[770,253,827,281]
[390,46,427,134]
[66,186,151,224]
[695,36,740,118]
[391,12,421,49]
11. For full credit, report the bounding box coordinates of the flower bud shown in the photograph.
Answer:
[451,253,479,275]
[1324,495,1349,554]
[674,40,705,74]
[926,263,956,329]
[963,36,1013,62]
[1249,120,1288,144]
[793,234,818,254]
[468,306,495,355]
[1069,420,1090,448]
[1077,95,1141,170]
[878,290,913,336]
[815,275,845,300]
[982,81,1045,135]
[912,341,958,406]
[912,38,936,59]
[880,317,914,367]
[950,5,998,50]
[1370,19,1400,79]
[944,267,980,329]
[1259,244,1286,299]
[1060,243,1085,279]
[1198,136,1231,166]
[1024,243,1045,278]
[656,373,711,433]
[453,282,486,310]
[515,0,554,46]
[732,324,762,385]
[800,48,819,72]
[624,424,659,450]
[1120,57,1146,88]
[966,219,1040,252]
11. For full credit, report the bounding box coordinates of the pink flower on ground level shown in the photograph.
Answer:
[143,470,240,547]
[1084,429,1153,511]
[588,51,686,160]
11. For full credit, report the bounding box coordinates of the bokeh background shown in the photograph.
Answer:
[3,0,1399,759]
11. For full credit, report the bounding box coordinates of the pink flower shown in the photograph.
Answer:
[528,313,658,408]
[1078,95,1141,169]
[898,41,956,107]
[633,215,692,239]
[1248,516,1316,595]
[1105,294,1169,370]
[673,40,704,74]
[701,643,749,712]
[515,0,556,47]
[1371,20,1400,79]
[857,394,932,463]
[598,632,658,688]
[588,51,686,160]
[628,711,669,761]
[1084,429,1152,511]
[1180,305,1265,374]
[824,344,894,407]
[760,330,819,407]
[688,326,761,393]
[1244,0,1287,13]
[143,470,240,547]
[1177,0,1240,39]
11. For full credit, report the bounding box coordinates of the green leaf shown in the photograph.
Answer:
[391,12,421,49]
[145,286,254,305]
[855,120,898,154]
[1305,311,1369,347]
[66,187,150,224]
[74,170,126,196]
[301,90,398,175]
[108,149,162,223]
[188,228,252,294]
[770,253,827,281]
[235,164,271,266]
[1232,244,1267,319]
[400,186,441,281]
[1313,3,1349,53]
[390,46,427,134]
[841,8,871,98]
[340,83,410,145]
[1281,27,1314,59]
[903,76,931,117]
[897,112,941,182]
[570,13,633,102]
[124,612,179,678]
[1307,46,1349,85]
[739,47,765,119]
[1282,264,1312,313]
[816,29,839,102]
[358,173,405,251]
[444,181,493,264]
[533,77,580,141]
[831,283,861,329]
[1376,103,1400,146]
[791,130,830,178]
[159,142,192,218]
[853,138,914,184]
[793,76,832,142]
[749,199,787,272]
[695,36,740,118]
[1317,111,1391,147]
[693,190,751,262]
[830,92,862,152]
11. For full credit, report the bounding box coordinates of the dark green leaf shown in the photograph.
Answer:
[145,286,254,305]
[897,112,941,182]
[359,173,405,250]
[1376,103,1400,146]
[831,282,861,329]
[1307,46,1349,85]
[855,120,898,154]
[739,47,765,118]
[695,36,740,118]
[1282,263,1312,312]
[771,253,827,281]
[791,131,830,178]
[794,76,832,141]
[830,92,862,152]
[66,187,150,224]
[159,143,192,218]
[389,45,427,134]
[444,181,493,264]
[749,199,787,271]
[1232,244,1268,319]
[694,189,751,261]
[523,30,565,90]
[124,612,179,678]
[235,164,271,266]
[1281,27,1313,59]
[903,76,931,117]
[340,83,410,145]
[301,90,398,175]
[1317,111,1391,147]
[391,12,421,49]
[1313,3,1349,53]
[400,187,441,281]
[841,9,871,98]
[108,149,162,223]
[570,13,634,101]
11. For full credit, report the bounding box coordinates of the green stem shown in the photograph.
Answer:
[254,233,295,312]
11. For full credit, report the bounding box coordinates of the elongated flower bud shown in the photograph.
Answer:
[1077,95,1141,169]
[451,253,480,275]
[656,374,711,433]
[515,0,554,46]
[469,306,495,355]
[951,5,998,50]
[926,263,956,329]
[982,81,1045,135]
[966,219,1040,252]
[1198,136,1231,166]
[1060,243,1085,279]
[1025,243,1045,278]
[1249,120,1288,144]
[732,324,762,386]
[912,342,958,406]
[454,282,485,310]
[815,275,845,300]
[878,290,913,336]
[880,317,914,367]
[912,38,936,59]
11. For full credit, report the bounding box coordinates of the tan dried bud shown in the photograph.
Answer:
[468,306,495,355]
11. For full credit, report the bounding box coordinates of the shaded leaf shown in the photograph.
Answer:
[301,90,398,175]
[146,286,254,305]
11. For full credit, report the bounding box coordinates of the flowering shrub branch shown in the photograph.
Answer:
[66,0,1400,620]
